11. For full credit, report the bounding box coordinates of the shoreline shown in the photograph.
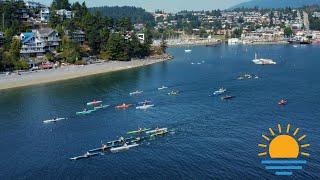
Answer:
[0,54,173,91]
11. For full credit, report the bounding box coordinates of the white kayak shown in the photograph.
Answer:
[43,118,66,124]
[110,143,139,153]
[70,152,99,160]
[86,101,102,106]
[146,128,168,134]
[129,91,143,96]
[158,86,168,90]
[136,104,154,110]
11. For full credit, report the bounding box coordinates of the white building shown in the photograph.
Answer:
[40,8,50,23]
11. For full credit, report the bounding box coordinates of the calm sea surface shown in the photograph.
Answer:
[0,45,319,179]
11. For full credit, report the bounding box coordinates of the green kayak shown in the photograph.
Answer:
[76,109,95,115]
[127,128,151,135]
[94,104,110,110]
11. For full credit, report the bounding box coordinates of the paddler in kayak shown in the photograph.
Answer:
[119,137,125,144]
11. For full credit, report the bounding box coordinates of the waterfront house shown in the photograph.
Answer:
[20,32,46,57]
[40,8,50,23]
[33,28,61,51]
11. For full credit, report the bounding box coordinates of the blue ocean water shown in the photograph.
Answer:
[0,45,319,179]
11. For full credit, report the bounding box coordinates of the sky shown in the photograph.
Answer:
[36,0,249,12]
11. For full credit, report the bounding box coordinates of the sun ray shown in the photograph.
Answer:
[277,124,282,134]
[258,144,267,148]
[262,134,270,141]
[286,124,291,134]
[258,152,267,156]
[301,152,310,157]
[298,135,306,142]
[293,128,300,136]
[301,144,310,148]
[269,128,275,136]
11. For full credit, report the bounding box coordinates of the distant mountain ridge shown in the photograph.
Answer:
[231,0,320,9]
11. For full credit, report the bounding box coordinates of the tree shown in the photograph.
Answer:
[51,0,71,10]
[105,33,129,61]
[284,27,293,37]
[60,37,80,63]
[160,38,167,54]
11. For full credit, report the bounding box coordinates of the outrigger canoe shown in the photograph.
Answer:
[127,128,151,135]
[43,118,66,123]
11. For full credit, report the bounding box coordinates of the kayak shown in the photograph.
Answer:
[127,128,151,135]
[146,128,168,134]
[221,95,235,100]
[168,91,179,96]
[136,104,154,110]
[150,129,168,137]
[110,143,139,153]
[116,104,132,109]
[158,86,168,90]
[138,100,152,105]
[94,104,110,110]
[213,88,226,96]
[86,100,102,106]
[278,99,287,105]
[88,144,112,153]
[129,91,143,96]
[76,109,95,115]
[43,118,66,123]
[70,152,99,160]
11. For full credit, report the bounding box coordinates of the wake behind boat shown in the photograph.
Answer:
[43,117,66,124]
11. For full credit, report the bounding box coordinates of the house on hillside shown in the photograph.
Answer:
[20,32,46,57]
[40,8,50,23]
[33,28,61,51]
[0,32,4,47]
[56,9,73,19]
[25,1,46,9]
[66,30,86,44]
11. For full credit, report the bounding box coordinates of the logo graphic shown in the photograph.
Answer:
[258,124,310,176]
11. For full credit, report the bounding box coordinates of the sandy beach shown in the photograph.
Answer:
[0,54,172,90]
